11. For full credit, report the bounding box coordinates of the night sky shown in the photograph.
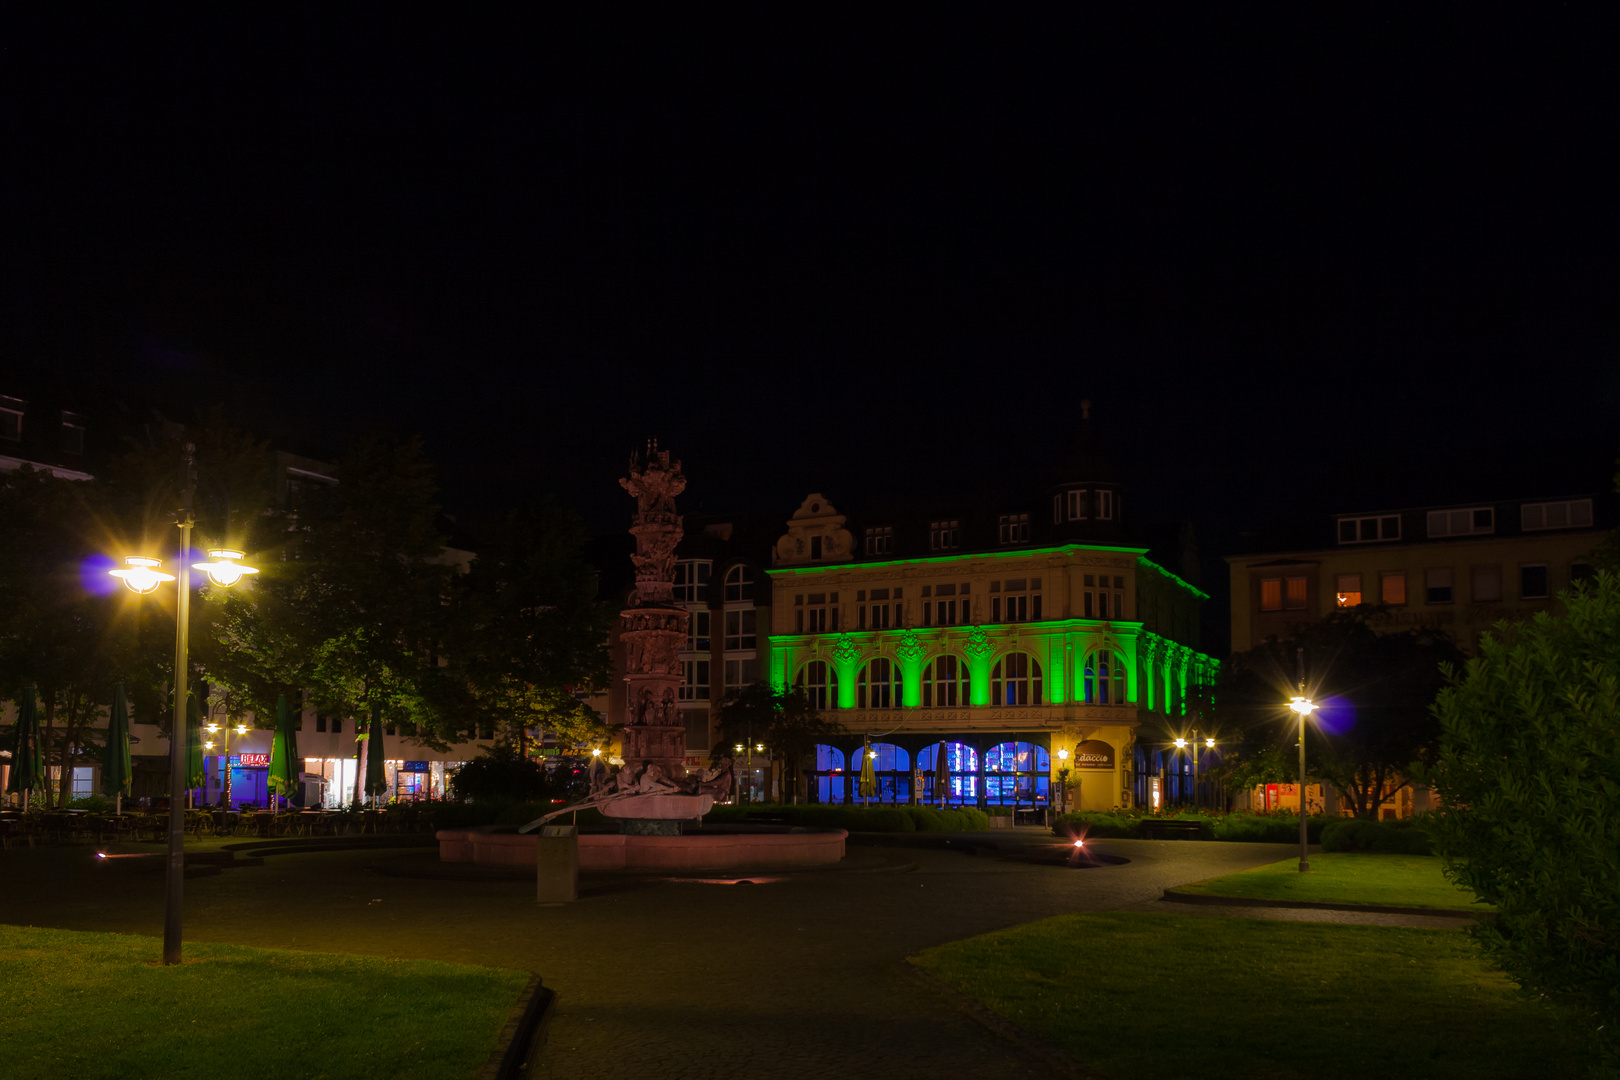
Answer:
[6,9,1617,586]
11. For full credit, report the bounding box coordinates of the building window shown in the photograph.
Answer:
[1520,564,1549,600]
[1335,573,1363,607]
[1337,515,1402,544]
[315,714,327,733]
[680,659,710,701]
[998,514,1030,545]
[861,588,896,630]
[673,560,711,603]
[863,526,893,556]
[723,609,756,651]
[795,661,835,710]
[990,578,1042,623]
[929,520,961,551]
[857,658,901,708]
[688,610,711,650]
[1067,489,1086,521]
[1083,651,1126,705]
[723,564,752,602]
[810,536,823,560]
[60,412,86,455]
[1471,564,1502,602]
[1095,490,1114,520]
[1259,578,1282,612]
[1425,567,1454,604]
[924,582,967,627]
[1521,499,1593,531]
[800,592,837,633]
[0,396,22,441]
[1284,577,1307,610]
[922,656,965,708]
[724,658,757,694]
[990,653,1042,706]
[1380,571,1407,605]
[1427,507,1494,538]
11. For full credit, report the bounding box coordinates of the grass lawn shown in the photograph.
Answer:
[0,924,531,1080]
[1173,852,1492,912]
[914,913,1589,1080]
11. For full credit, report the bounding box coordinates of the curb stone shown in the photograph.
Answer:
[479,972,556,1080]
[902,961,1107,1080]
[1160,888,1493,920]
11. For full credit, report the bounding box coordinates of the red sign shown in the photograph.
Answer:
[237,753,270,767]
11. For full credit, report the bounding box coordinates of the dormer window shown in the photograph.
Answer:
[929,520,960,550]
[998,513,1030,544]
[1095,490,1114,520]
[1337,514,1401,544]
[60,411,86,455]
[863,526,893,556]
[0,396,23,442]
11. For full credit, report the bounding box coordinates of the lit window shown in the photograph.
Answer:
[929,520,961,551]
[673,560,711,603]
[723,564,752,602]
[1337,515,1401,544]
[1521,499,1593,531]
[795,661,835,710]
[1083,651,1126,705]
[857,658,901,708]
[1470,564,1501,602]
[1335,574,1363,607]
[1424,567,1453,604]
[1520,564,1549,600]
[863,526,893,556]
[998,513,1030,545]
[724,609,756,651]
[1380,571,1407,605]
[922,656,965,707]
[1427,507,1494,538]
[1259,578,1282,612]
[990,653,1043,705]
[1284,577,1307,610]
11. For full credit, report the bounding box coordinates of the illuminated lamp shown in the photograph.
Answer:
[1057,748,1069,762]
[1289,696,1316,717]
[110,556,174,595]
[734,743,744,753]
[1173,737,1187,749]
[204,740,215,751]
[192,549,259,588]
[1205,737,1215,749]
[591,748,602,757]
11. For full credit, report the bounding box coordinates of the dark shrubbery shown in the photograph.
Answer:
[1051,811,1334,843]
[1319,817,1433,855]
[702,803,989,832]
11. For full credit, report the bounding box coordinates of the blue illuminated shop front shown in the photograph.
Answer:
[204,752,271,807]
[812,737,1052,809]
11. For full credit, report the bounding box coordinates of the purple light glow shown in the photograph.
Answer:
[81,554,120,596]
[1316,695,1357,736]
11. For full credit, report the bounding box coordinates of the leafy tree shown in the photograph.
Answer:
[1209,610,1463,818]
[712,683,844,804]
[448,742,584,805]
[1424,571,1620,1060]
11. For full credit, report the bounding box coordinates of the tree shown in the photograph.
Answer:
[1209,610,1463,818]
[712,683,844,804]
[1424,571,1620,1059]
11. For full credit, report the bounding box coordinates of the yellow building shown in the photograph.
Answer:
[766,475,1215,816]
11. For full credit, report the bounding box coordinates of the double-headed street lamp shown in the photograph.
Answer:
[733,741,765,802]
[1289,645,1315,874]
[203,707,251,808]
[111,445,257,966]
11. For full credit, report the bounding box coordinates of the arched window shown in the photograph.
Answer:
[814,744,846,804]
[724,564,752,603]
[990,653,1043,706]
[918,742,979,804]
[795,661,836,710]
[1083,651,1127,705]
[857,658,901,708]
[856,742,912,804]
[983,741,1052,807]
[922,655,967,708]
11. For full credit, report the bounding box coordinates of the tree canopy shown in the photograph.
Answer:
[713,682,844,804]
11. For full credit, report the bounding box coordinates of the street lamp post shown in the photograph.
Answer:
[202,704,249,808]
[110,445,257,965]
[1173,737,1187,807]
[1056,747,1070,814]
[1289,646,1315,874]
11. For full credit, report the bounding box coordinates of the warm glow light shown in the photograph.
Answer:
[1174,738,1187,749]
[110,556,174,595]
[755,743,764,752]
[192,549,259,588]
[1205,737,1215,748]
[205,724,220,734]
[591,748,602,757]
[1290,696,1317,716]
[734,743,744,753]
[234,725,248,736]
[1073,839,1084,848]
[1057,748,1069,761]
[204,741,215,751]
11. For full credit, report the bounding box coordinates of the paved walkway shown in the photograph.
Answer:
[1,832,1301,1077]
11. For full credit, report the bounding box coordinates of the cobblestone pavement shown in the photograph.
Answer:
[0,833,1299,1077]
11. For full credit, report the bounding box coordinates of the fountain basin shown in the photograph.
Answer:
[436,826,847,871]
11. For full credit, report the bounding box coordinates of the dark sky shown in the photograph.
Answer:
[6,8,1617,572]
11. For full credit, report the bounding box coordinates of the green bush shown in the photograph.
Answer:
[1320,817,1433,855]
[1050,811,1334,843]
[1425,571,1620,1059]
[1050,811,1142,839]
[68,795,113,813]
[703,802,988,832]
[1212,814,1333,844]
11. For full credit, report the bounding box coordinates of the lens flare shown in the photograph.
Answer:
[1316,695,1357,735]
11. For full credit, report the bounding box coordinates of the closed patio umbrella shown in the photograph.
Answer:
[6,688,43,809]
[364,714,387,803]
[101,683,133,815]
[858,740,877,805]
[267,695,297,807]
[185,694,205,804]
[936,741,951,807]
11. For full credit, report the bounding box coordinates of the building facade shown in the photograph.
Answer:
[765,467,1215,814]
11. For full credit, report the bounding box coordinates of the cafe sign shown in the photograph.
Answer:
[401,761,431,773]
[1072,740,1115,770]
[233,753,270,767]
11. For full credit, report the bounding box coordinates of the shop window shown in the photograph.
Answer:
[919,742,979,804]
[1520,564,1549,600]
[723,564,752,602]
[814,744,846,804]
[991,653,1043,706]
[1380,571,1407,605]
[1335,574,1363,607]
[982,742,1052,807]
[922,655,967,707]
[1425,567,1454,604]
[795,661,835,710]
[1471,564,1502,602]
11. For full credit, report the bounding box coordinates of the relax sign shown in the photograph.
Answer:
[1072,740,1115,769]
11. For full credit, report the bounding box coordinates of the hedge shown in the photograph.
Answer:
[703,803,989,832]
[1051,811,1334,843]
[1319,817,1433,855]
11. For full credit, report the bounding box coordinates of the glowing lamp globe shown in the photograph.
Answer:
[591,748,602,757]
[1057,748,1070,762]
[110,556,175,595]
[1174,738,1187,749]
[1205,737,1216,748]
[1290,696,1317,716]
[193,549,259,588]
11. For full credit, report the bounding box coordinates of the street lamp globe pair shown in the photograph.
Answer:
[112,549,258,593]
